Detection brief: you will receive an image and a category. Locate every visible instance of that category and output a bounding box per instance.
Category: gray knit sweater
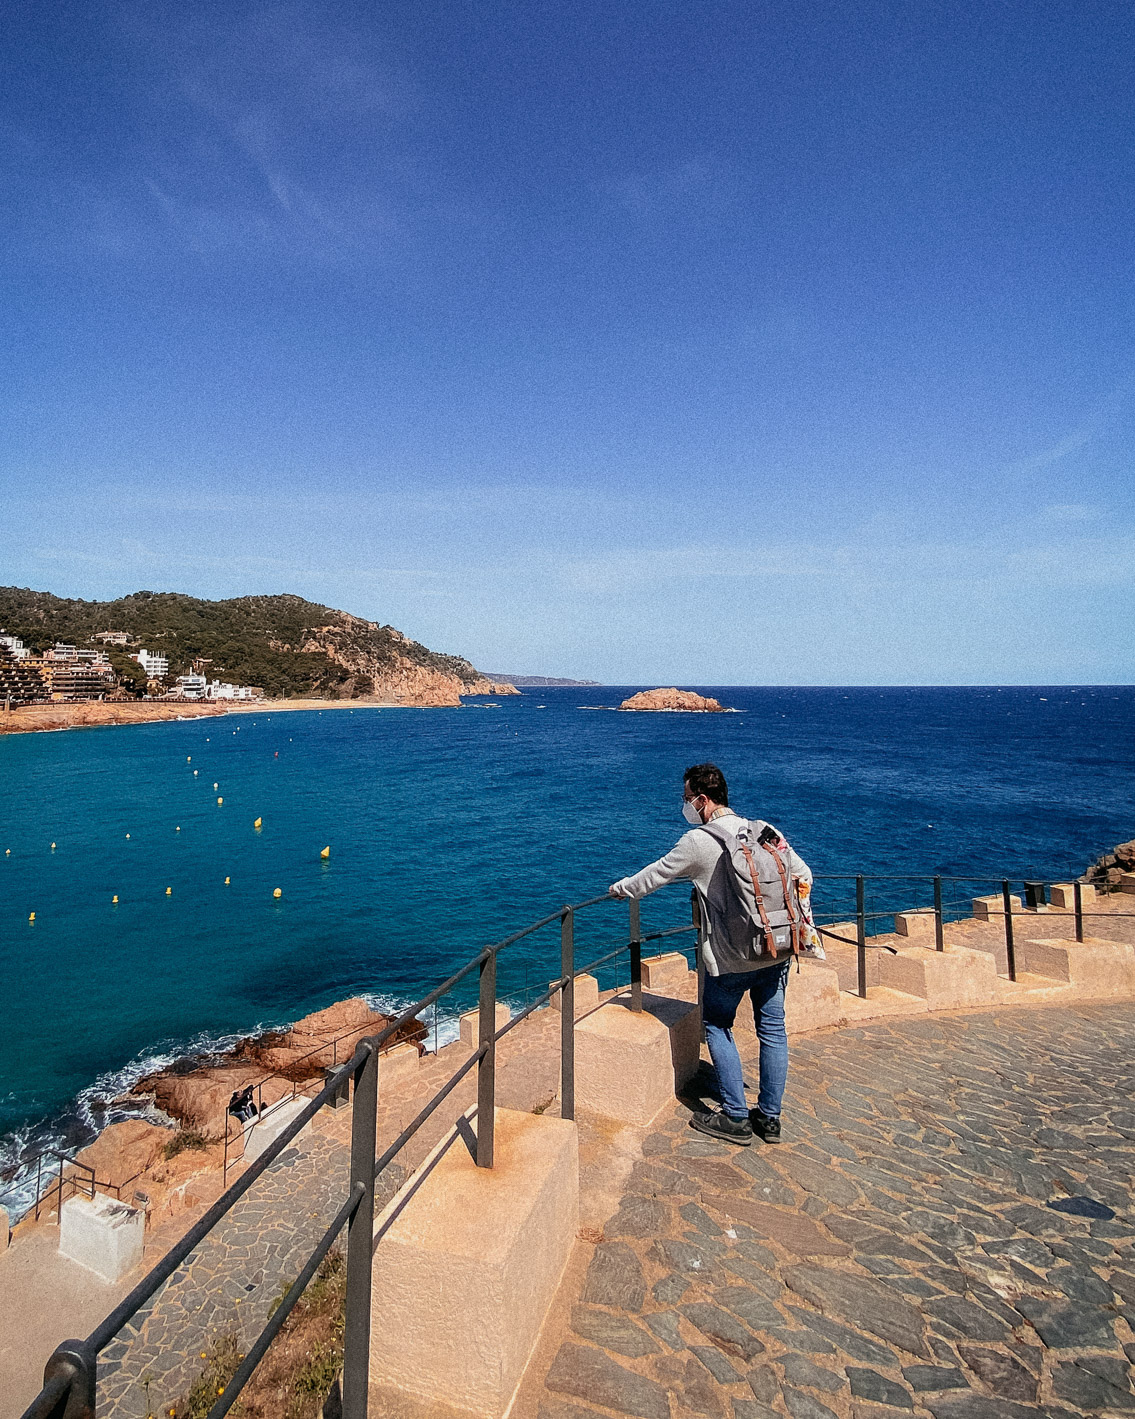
[609,809,812,976]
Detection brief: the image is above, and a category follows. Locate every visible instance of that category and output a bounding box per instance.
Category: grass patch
[173,1334,242,1419]
[173,1250,347,1419]
[162,1130,209,1161]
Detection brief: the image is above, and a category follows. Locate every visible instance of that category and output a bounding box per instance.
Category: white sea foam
[0,991,455,1221]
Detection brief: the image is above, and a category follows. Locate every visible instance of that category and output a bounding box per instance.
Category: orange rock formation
[618,688,729,712]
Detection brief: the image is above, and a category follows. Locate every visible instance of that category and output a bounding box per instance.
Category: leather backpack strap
[762,839,801,958]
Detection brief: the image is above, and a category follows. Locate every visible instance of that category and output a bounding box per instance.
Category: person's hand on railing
[608,878,633,898]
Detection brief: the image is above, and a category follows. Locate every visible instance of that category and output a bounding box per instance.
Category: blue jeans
[702,962,790,1120]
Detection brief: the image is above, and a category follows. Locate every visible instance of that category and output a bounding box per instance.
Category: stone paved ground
[536,1003,1135,1419]
[89,1003,568,1419]
[97,1128,353,1418]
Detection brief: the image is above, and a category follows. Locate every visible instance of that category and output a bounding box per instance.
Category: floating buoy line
[12,745,333,921]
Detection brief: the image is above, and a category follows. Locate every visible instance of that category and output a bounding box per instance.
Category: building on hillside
[45,643,111,665]
[31,644,116,701]
[92,631,134,646]
[0,644,47,707]
[206,681,259,701]
[174,674,208,700]
[133,648,169,679]
[0,634,30,660]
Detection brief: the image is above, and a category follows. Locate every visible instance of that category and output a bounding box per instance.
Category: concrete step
[838,987,929,1022]
[876,943,1000,1011]
[1014,936,1135,996]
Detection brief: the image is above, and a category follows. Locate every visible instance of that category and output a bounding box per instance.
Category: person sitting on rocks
[227,1086,259,1125]
[608,761,812,1146]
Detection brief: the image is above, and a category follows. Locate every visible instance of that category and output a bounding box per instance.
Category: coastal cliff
[0,587,516,705]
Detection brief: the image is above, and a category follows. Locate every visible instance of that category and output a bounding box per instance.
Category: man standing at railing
[608,762,812,1146]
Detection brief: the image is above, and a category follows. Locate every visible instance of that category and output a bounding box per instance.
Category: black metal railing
[18,887,701,1419]
[17,868,1135,1419]
[810,873,1135,998]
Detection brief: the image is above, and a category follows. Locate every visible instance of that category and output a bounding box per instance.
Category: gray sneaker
[690,1109,753,1146]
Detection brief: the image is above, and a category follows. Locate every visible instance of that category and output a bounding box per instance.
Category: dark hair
[684,762,728,805]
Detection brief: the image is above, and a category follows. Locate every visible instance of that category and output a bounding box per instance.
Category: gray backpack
[698,818,808,967]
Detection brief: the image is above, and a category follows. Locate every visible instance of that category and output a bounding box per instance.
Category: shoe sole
[689,1115,752,1147]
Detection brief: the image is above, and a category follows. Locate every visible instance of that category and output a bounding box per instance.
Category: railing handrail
[18,868,1133,1419]
[18,886,652,1419]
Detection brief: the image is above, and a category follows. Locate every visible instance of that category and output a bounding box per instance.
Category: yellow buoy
[187,756,191,762]
[273,887,282,899]
[28,911,35,922]
[224,876,230,885]
[166,886,172,896]
[213,783,219,790]
[176,826,181,832]
[5,848,9,856]
[50,842,56,851]
[126,833,131,839]
[112,895,119,904]
[254,817,262,829]
[217,797,223,806]
[320,846,330,859]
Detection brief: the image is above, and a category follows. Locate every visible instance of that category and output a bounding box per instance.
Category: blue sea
[2,685,1134,1203]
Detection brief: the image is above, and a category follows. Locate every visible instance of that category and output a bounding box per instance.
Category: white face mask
[682,799,703,825]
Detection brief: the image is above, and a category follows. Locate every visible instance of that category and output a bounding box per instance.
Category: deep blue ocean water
[2,685,1134,1197]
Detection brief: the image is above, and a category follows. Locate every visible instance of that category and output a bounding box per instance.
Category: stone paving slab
[534,1003,1135,1419]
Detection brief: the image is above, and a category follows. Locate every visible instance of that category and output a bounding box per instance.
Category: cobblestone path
[538,1003,1135,1419]
[93,1003,565,1418]
[97,1127,356,1418]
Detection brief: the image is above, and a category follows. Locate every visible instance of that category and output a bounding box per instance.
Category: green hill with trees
[0,588,495,701]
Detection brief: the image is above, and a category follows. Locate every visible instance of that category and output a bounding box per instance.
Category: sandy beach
[0,697,478,736]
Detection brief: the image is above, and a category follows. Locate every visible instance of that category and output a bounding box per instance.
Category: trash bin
[1023,881,1047,910]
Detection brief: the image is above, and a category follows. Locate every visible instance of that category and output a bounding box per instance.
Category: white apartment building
[174,674,209,699]
[0,634,29,660]
[207,681,257,701]
[133,648,169,679]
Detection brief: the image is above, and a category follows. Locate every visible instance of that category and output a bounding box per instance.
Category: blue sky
[2,0,1133,684]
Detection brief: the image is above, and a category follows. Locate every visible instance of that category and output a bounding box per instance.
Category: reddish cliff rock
[618,688,730,712]
[132,998,426,1139]
[72,1120,170,1190]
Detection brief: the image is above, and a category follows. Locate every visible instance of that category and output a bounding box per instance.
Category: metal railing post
[42,1340,96,1419]
[560,908,575,1122]
[341,1041,378,1419]
[856,875,867,999]
[1074,880,1084,943]
[629,898,642,1012]
[933,875,944,952]
[1002,879,1016,981]
[476,951,497,1168]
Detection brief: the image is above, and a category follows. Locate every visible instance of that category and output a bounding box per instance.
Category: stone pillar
[973,894,1021,921]
[59,1194,145,1282]
[1050,883,1096,909]
[378,1042,421,1086]
[640,952,692,992]
[1016,937,1135,996]
[369,1108,578,1419]
[574,994,700,1126]
[548,973,600,1015]
[877,944,1000,1010]
[459,1003,510,1048]
[243,1096,311,1164]
[894,911,935,939]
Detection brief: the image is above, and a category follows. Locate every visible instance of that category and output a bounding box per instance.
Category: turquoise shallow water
[2,685,1134,1195]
